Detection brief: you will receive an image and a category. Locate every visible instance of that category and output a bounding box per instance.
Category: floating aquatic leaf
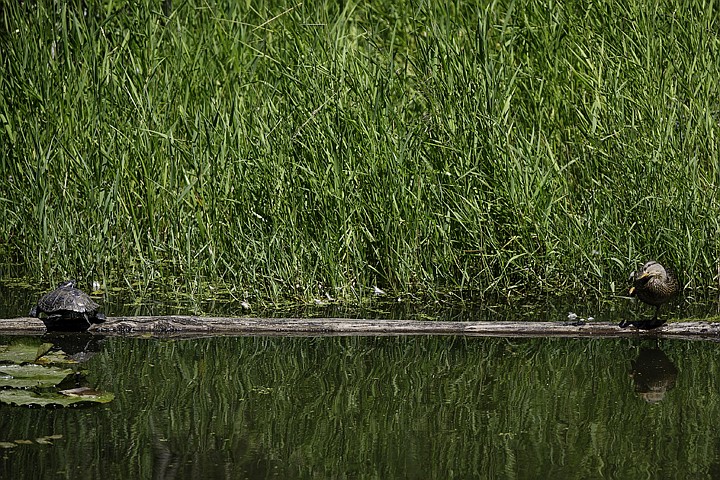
[36,343,54,359]
[0,388,114,407]
[34,349,78,366]
[0,341,51,364]
[0,364,73,389]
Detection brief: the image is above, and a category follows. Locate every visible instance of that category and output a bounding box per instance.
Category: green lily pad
[0,364,73,389]
[0,341,52,364]
[0,388,114,407]
[34,349,79,366]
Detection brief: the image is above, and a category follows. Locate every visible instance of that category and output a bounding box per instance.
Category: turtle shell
[30,280,105,323]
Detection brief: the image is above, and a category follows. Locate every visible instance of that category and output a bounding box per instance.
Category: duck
[619,260,680,329]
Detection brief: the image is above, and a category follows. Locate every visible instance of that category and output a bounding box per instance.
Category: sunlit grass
[1,0,719,304]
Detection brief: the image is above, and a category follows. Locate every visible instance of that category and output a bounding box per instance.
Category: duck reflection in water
[630,347,678,403]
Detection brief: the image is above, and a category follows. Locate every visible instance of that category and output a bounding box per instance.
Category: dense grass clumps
[1,0,719,304]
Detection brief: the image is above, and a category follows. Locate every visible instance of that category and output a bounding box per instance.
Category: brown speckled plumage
[620,261,680,329]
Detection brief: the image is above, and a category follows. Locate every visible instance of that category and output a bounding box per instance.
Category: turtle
[619,260,680,329]
[29,280,106,326]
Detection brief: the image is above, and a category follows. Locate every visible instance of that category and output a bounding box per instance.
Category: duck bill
[629,271,651,296]
[635,272,651,281]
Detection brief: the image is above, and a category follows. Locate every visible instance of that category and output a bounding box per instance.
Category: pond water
[2,334,719,479]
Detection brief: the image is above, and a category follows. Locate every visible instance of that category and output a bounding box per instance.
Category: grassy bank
[1,0,719,304]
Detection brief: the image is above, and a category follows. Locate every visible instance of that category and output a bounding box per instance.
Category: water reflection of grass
[4,336,719,478]
[1,2,718,304]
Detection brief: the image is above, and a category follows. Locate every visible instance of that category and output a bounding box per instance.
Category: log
[0,316,719,340]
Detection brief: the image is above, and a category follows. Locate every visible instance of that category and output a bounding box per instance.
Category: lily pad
[0,388,114,407]
[34,349,79,366]
[0,341,52,364]
[0,364,73,389]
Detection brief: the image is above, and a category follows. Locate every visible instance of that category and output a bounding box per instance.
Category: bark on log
[0,316,719,340]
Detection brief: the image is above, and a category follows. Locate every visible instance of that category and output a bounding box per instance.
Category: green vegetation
[1,335,719,477]
[1,0,719,304]
[0,337,114,406]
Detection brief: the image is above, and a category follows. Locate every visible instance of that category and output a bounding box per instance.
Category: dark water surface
[2,334,719,479]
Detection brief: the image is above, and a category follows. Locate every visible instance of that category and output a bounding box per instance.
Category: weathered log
[0,316,719,340]
[0,317,47,334]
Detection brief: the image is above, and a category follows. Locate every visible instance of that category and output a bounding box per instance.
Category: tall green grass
[1,0,719,304]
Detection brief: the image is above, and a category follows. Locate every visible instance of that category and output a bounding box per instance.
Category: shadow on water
[40,332,106,363]
[1,334,720,478]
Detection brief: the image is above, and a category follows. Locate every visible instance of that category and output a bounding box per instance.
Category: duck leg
[633,306,666,330]
[619,306,666,330]
[639,306,667,329]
